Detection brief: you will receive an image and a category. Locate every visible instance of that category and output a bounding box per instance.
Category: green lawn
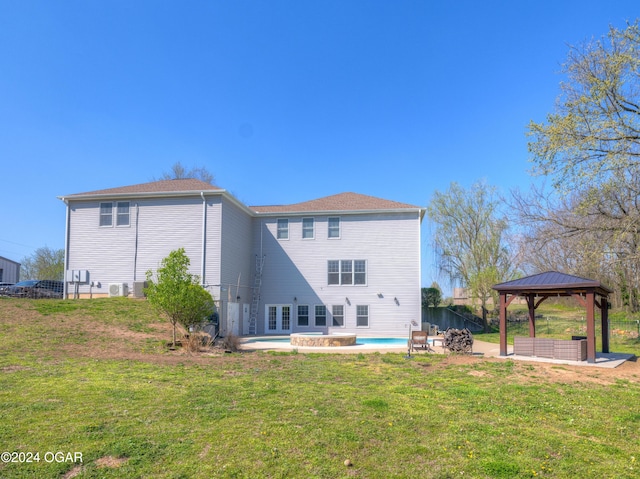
[0,298,639,478]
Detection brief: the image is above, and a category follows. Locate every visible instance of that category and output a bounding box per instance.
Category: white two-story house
[59,179,424,337]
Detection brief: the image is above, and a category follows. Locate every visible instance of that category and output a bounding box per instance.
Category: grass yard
[0,298,639,478]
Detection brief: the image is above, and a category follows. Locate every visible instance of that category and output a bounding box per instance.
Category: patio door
[265,305,291,334]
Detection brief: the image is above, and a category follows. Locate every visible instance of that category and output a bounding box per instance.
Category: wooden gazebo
[493,271,613,363]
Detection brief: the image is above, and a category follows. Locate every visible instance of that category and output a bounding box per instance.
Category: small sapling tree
[145,248,215,347]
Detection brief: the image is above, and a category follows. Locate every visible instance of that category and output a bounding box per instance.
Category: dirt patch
[95,455,129,468]
[62,465,83,479]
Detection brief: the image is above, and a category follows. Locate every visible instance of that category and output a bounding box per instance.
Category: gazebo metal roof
[493,271,613,296]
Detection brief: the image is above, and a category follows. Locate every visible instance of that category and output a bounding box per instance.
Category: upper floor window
[328,260,367,285]
[302,218,314,239]
[116,202,130,226]
[100,203,113,227]
[277,219,289,239]
[100,202,130,227]
[328,217,340,238]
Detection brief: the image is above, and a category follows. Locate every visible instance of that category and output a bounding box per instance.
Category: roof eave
[58,189,227,202]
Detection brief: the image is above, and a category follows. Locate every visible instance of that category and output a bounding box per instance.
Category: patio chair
[409,330,432,352]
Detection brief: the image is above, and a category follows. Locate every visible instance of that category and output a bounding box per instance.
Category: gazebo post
[499,292,507,356]
[527,293,536,338]
[586,292,596,363]
[601,296,610,354]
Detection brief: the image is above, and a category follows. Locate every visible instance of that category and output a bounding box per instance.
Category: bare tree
[157,162,215,185]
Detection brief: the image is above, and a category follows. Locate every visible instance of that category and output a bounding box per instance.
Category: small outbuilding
[493,271,613,364]
[0,256,20,284]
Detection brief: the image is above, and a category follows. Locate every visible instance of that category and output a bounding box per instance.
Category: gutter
[201,192,207,286]
[62,198,70,299]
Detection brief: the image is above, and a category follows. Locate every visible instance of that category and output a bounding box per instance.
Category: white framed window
[328,217,340,238]
[302,217,314,239]
[298,305,309,327]
[356,305,369,328]
[116,202,130,227]
[277,219,289,239]
[100,202,113,227]
[328,260,340,285]
[100,202,130,227]
[315,305,327,327]
[328,260,367,286]
[332,305,344,327]
[354,260,366,285]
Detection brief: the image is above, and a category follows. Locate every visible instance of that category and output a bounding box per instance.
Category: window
[100,202,130,227]
[277,219,289,239]
[100,203,113,227]
[315,305,327,326]
[356,305,369,327]
[328,217,340,238]
[298,305,309,327]
[116,202,130,226]
[354,260,366,285]
[282,305,291,330]
[328,260,367,285]
[268,306,277,330]
[332,305,344,327]
[328,260,340,285]
[302,218,314,239]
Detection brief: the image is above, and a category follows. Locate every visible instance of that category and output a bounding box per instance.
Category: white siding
[67,197,206,296]
[252,212,421,336]
[218,197,252,304]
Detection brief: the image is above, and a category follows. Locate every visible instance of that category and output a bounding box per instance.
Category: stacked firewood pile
[443,328,474,354]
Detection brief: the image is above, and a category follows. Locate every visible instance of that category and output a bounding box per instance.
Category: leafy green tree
[524,20,640,311]
[20,246,64,280]
[528,21,640,192]
[427,181,517,330]
[421,286,442,308]
[145,248,215,346]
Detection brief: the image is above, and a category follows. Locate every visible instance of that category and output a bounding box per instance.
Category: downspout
[133,203,139,281]
[63,199,70,299]
[201,192,207,287]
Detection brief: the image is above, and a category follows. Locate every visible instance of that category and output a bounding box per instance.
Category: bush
[145,248,215,347]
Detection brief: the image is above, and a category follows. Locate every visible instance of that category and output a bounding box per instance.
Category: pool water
[246,336,434,347]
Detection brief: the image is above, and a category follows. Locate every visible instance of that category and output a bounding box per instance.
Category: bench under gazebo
[493,271,613,364]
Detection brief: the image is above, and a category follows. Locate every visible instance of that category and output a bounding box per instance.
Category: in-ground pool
[245,336,434,347]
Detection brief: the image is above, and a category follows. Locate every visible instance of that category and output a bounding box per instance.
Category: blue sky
[1,0,637,292]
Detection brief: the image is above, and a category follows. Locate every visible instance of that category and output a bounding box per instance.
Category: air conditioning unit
[109,283,129,297]
[132,281,147,298]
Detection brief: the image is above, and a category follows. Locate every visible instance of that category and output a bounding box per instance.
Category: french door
[265,305,291,334]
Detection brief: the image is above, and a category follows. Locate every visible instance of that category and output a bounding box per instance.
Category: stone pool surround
[289,333,357,347]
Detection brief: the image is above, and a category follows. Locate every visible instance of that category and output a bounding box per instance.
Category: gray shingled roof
[62,179,222,198]
[493,271,613,294]
[250,192,422,213]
